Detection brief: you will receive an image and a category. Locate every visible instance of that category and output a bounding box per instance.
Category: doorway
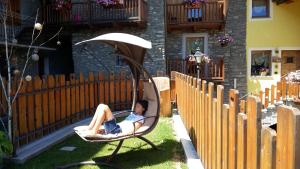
[281,50,300,76]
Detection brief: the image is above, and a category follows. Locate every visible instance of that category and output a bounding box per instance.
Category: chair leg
[106,139,124,162]
[137,136,159,150]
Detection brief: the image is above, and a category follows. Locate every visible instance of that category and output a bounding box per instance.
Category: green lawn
[9,118,187,169]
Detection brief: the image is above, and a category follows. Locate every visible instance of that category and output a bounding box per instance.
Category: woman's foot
[86,129,98,135]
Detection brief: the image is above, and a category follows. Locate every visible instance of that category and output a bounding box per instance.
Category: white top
[118,112,145,134]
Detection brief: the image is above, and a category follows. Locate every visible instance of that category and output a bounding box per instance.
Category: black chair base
[55,137,159,169]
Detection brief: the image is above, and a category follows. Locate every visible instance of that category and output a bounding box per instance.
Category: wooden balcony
[42,0,147,27]
[166,1,226,31]
[167,57,224,82]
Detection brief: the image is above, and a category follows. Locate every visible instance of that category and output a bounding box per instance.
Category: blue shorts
[104,119,122,134]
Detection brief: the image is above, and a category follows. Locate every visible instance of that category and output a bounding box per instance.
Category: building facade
[1,0,248,96]
[247,0,300,93]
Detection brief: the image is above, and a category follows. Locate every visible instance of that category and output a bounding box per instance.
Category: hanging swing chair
[56,33,160,169]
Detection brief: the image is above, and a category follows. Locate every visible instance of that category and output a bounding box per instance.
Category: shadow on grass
[9,137,184,169]
[101,139,182,169]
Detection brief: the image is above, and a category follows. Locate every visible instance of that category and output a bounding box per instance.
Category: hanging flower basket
[96,0,124,8]
[183,0,207,8]
[52,0,72,11]
[217,34,234,47]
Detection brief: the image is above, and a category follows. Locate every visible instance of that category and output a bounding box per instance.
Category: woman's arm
[134,122,143,131]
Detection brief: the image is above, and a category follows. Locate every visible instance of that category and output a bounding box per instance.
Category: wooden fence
[254,80,300,109]
[174,71,300,169]
[0,71,142,149]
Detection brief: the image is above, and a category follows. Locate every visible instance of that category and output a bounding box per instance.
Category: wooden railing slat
[246,96,262,169]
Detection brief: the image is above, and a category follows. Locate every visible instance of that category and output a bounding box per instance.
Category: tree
[0,0,62,146]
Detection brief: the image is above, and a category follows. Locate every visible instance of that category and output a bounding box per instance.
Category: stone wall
[222,0,247,98]
[165,0,247,98]
[72,0,166,77]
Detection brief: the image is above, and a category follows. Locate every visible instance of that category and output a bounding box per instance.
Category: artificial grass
[9,118,188,169]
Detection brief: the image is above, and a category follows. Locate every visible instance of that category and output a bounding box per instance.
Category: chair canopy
[75,33,152,81]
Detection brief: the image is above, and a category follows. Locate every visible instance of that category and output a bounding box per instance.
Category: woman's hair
[136,100,148,115]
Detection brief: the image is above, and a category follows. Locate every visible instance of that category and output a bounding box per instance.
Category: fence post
[88,72,95,114]
[271,85,275,105]
[246,96,262,169]
[222,104,229,169]
[237,113,247,169]
[201,80,207,160]
[79,73,85,119]
[216,85,224,169]
[41,76,49,134]
[197,79,202,157]
[276,81,282,102]
[59,75,66,125]
[228,89,239,169]
[207,82,214,169]
[276,106,300,169]
[54,75,61,128]
[211,98,217,169]
[18,79,27,144]
[27,79,34,141]
[70,74,76,122]
[265,88,269,108]
[33,76,42,138]
[48,75,55,131]
[192,77,197,147]
[261,127,276,169]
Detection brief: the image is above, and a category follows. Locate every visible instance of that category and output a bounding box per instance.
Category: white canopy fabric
[75,33,152,49]
[75,33,152,68]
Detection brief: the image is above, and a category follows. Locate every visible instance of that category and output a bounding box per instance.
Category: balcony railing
[167,57,224,82]
[0,9,35,42]
[43,0,147,26]
[166,1,225,31]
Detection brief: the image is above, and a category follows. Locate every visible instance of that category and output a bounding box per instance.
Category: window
[286,57,294,64]
[184,36,205,58]
[251,50,272,76]
[252,0,270,18]
[116,55,126,66]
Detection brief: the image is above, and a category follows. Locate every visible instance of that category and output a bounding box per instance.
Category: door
[281,50,300,76]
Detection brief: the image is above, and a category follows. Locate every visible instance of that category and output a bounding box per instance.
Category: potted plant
[217,34,234,47]
[52,0,72,11]
[96,0,124,8]
[0,131,13,169]
[259,67,269,76]
[183,0,207,7]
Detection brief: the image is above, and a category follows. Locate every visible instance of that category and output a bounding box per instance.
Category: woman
[86,100,148,135]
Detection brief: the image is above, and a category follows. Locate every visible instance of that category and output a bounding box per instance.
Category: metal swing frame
[56,33,161,169]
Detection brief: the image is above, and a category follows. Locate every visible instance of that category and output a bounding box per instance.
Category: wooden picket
[174,71,300,169]
[261,128,276,169]
[237,113,247,169]
[0,71,138,149]
[276,106,300,169]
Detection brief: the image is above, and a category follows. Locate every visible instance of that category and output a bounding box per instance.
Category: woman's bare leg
[89,104,114,134]
[88,105,103,130]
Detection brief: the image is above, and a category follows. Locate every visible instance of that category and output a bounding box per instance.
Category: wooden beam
[0,41,56,51]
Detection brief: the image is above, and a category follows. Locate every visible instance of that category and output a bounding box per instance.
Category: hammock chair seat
[74,82,158,142]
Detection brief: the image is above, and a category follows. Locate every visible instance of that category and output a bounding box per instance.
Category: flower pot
[260,72,267,76]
